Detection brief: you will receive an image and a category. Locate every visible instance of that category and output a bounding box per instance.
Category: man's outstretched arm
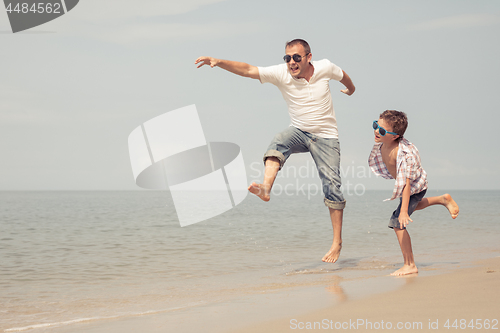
[340,70,355,96]
[195,56,260,80]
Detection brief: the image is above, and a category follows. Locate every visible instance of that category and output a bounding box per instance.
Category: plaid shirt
[368,138,428,201]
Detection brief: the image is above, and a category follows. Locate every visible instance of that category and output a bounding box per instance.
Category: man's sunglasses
[373,120,398,136]
[283,53,309,63]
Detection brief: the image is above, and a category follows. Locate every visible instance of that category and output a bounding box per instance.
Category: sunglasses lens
[292,54,302,62]
[373,121,386,136]
[283,55,291,62]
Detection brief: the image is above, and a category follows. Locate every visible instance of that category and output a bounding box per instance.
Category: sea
[1,190,499,332]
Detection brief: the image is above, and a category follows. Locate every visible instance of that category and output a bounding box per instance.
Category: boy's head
[377,110,408,142]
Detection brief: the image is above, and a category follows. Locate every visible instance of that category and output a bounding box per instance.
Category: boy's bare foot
[322,242,342,263]
[248,182,270,202]
[443,193,459,219]
[390,264,418,276]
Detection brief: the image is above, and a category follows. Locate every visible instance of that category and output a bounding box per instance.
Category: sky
[1,0,499,191]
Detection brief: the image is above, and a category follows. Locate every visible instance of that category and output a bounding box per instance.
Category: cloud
[59,19,266,45]
[69,0,228,20]
[409,13,500,31]
[0,88,45,123]
[95,21,265,45]
[52,0,264,45]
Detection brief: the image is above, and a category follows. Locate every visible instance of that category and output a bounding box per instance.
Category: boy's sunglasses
[373,120,398,136]
[283,53,309,63]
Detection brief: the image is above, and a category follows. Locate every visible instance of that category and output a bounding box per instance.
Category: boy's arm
[195,56,260,79]
[398,178,413,229]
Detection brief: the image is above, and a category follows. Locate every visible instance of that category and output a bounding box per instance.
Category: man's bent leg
[249,127,309,202]
[322,208,343,263]
[248,157,280,202]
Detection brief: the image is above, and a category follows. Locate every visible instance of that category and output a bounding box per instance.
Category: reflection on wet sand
[325,275,347,302]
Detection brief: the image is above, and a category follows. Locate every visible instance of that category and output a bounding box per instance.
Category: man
[195,39,355,263]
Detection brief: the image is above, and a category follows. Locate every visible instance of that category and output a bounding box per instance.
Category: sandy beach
[232,257,500,333]
[37,256,499,333]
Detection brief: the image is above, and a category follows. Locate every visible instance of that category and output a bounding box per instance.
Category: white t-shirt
[258,59,343,138]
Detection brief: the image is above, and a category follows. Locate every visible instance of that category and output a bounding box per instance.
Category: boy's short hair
[379,110,408,141]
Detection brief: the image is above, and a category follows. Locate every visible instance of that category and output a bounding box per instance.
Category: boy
[368,110,459,276]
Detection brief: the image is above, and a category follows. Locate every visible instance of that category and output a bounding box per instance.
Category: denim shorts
[263,126,346,210]
[389,189,427,229]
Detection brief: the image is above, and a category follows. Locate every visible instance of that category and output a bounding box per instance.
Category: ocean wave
[4,302,206,332]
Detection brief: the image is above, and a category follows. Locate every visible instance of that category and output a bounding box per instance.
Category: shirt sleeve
[327,60,344,81]
[368,145,380,174]
[258,64,286,85]
[404,154,418,181]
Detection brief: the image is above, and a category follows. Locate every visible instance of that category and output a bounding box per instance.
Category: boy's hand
[398,179,413,229]
[398,212,413,229]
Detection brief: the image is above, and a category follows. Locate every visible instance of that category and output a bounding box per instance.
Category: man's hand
[341,88,354,96]
[195,56,219,68]
[194,57,259,79]
[398,212,413,229]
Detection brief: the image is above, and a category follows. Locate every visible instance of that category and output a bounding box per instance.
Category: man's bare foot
[442,193,459,219]
[390,264,418,276]
[248,182,270,202]
[322,242,342,263]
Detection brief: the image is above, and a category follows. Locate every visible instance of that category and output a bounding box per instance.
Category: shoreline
[28,256,500,333]
[232,256,500,333]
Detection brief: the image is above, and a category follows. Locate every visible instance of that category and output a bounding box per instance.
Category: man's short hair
[379,110,408,141]
[285,39,311,54]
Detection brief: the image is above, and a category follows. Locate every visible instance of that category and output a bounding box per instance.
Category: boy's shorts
[262,126,345,210]
[389,189,427,229]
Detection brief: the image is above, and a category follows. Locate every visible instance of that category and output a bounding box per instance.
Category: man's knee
[263,150,285,170]
[324,198,346,210]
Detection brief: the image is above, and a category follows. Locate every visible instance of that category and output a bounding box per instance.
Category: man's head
[284,39,312,79]
[375,110,408,143]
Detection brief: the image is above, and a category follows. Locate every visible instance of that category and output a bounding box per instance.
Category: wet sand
[44,257,500,333]
[232,257,500,333]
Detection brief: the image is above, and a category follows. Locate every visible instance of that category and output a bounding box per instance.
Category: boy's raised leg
[322,208,343,263]
[392,228,418,276]
[248,157,280,202]
[415,193,459,219]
